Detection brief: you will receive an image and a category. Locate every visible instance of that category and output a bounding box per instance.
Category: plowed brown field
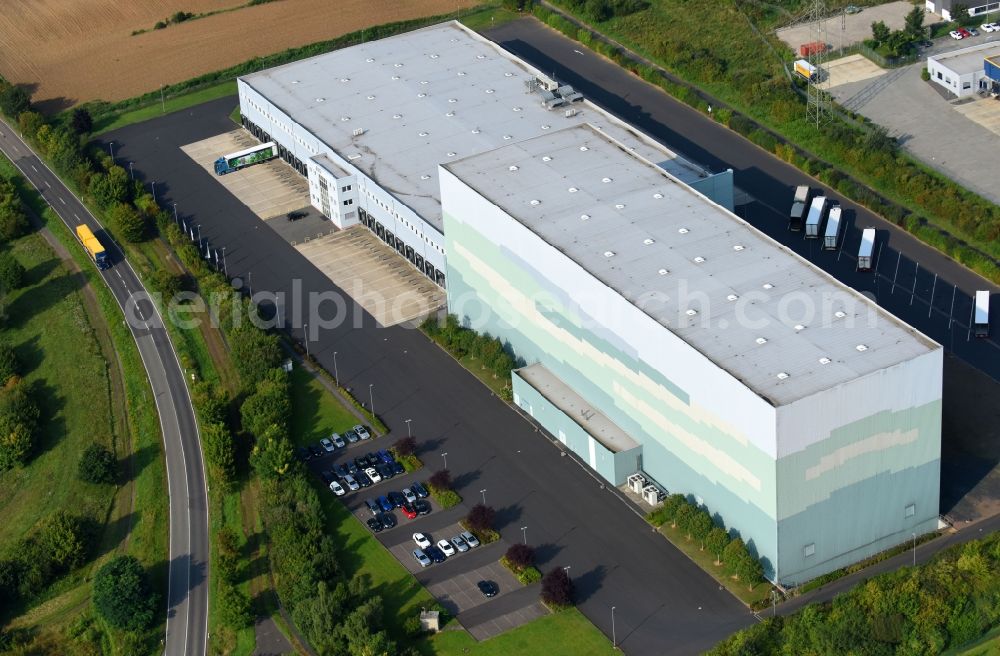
[0,0,478,112]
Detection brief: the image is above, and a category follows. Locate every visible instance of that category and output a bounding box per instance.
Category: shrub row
[647,494,764,591]
[422,314,515,400]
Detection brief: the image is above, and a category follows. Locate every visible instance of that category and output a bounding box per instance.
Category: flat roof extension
[931,42,1000,76]
[240,21,707,232]
[445,124,937,406]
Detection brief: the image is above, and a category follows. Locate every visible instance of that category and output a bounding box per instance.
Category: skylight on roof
[653,193,663,199]
[835,310,847,319]
[394,63,403,68]
[542,156,552,162]
[727,294,738,301]
[512,106,522,112]
[568,187,578,193]
[678,227,689,234]
[446,112,455,117]
[686,309,698,316]
[733,245,745,251]
[448,98,457,103]
[417,93,426,98]
[509,165,519,171]
[458,71,467,76]
[340,77,350,82]
[486,89,495,94]
[315,98,325,102]
[421,175,430,180]
[366,95,375,100]
[777,372,789,380]
[615,204,625,209]
[393,114,402,119]
[430,54,439,59]
[447,152,457,157]
[505,72,513,77]
[819,357,831,365]
[541,125,550,130]
[604,251,616,258]
[762,283,774,290]
[602,177,613,183]
[529,199,541,206]
[693,256,705,263]
[291,79,300,84]
[503,135,512,140]
[794,324,805,331]
[856,344,869,352]
[643,238,655,245]
[756,337,768,345]
[418,131,428,137]
[658,268,669,275]
[365,58,374,63]
[580,146,589,151]
[580,214,590,221]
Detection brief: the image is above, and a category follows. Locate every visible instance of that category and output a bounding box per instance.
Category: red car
[401,503,418,519]
[958,28,972,38]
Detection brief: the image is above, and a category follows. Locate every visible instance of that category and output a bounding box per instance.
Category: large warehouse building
[236,21,733,288]
[440,124,942,585]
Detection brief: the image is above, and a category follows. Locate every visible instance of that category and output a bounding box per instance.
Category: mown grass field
[0,152,167,653]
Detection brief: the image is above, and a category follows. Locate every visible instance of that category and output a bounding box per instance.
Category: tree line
[422,314,517,400]
[712,531,1000,655]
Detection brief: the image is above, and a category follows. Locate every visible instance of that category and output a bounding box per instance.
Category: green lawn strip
[0,153,168,650]
[417,608,617,655]
[207,489,256,656]
[458,3,521,31]
[655,524,769,607]
[947,624,1000,656]
[93,81,238,135]
[229,104,242,125]
[288,364,360,446]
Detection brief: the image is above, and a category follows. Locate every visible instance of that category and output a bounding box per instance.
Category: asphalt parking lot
[304,432,548,639]
[775,1,916,54]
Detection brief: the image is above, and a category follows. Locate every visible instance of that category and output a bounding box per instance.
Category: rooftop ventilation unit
[352,127,365,137]
[627,473,647,494]
[564,107,578,118]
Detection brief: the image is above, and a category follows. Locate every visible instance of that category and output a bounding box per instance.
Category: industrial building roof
[930,42,1000,76]
[445,124,937,406]
[239,21,708,232]
[517,363,640,453]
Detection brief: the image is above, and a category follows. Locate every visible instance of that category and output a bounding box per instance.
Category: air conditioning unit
[564,108,578,118]
[627,473,646,494]
[352,127,366,137]
[642,484,663,506]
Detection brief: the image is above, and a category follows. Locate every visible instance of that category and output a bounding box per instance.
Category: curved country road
[0,119,209,656]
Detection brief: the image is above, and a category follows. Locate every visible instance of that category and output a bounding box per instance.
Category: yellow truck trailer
[76,224,108,270]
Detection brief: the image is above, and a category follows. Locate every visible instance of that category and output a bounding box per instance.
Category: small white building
[927,42,1000,98]
[925,0,999,21]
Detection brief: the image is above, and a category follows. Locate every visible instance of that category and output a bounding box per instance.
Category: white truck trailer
[857,228,876,271]
[974,290,990,338]
[823,205,842,250]
[805,196,828,238]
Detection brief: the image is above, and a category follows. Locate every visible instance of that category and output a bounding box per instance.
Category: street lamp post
[441,452,448,470]
[405,419,412,438]
[172,202,178,224]
[161,86,166,113]
[333,351,339,385]
[109,141,115,163]
[129,161,134,180]
[520,526,527,545]
[480,488,487,505]
[196,224,202,250]
[248,271,253,297]
[221,247,227,278]
[304,323,310,358]
[612,606,617,649]
[151,181,156,202]
[563,566,571,578]
[369,384,375,416]
[912,533,917,567]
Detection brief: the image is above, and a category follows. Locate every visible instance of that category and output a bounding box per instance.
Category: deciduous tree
[92,555,157,630]
[78,443,117,484]
[541,566,574,608]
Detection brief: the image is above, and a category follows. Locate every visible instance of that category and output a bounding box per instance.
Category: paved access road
[105,98,753,655]
[487,19,1000,381]
[0,120,209,656]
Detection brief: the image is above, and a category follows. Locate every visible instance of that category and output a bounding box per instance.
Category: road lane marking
[74,214,81,221]
[116,270,123,279]
[59,197,65,205]
[45,180,50,188]
[31,164,37,172]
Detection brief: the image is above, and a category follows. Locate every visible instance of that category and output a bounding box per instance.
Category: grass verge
[93,81,238,135]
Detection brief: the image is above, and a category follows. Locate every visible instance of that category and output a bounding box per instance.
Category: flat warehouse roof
[239,21,708,232]
[445,124,937,405]
[517,363,640,453]
[931,42,1000,76]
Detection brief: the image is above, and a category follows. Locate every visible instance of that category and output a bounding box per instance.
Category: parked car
[354,456,368,471]
[402,488,417,504]
[388,491,406,508]
[334,463,349,478]
[365,467,382,483]
[967,27,979,36]
[376,462,395,480]
[982,22,1000,32]
[342,474,359,491]
[378,449,393,464]
[309,444,324,459]
[424,545,446,563]
[413,500,431,515]
[377,495,393,513]
[345,430,360,444]
[950,29,964,39]
[460,531,480,548]
[437,539,456,557]
[345,460,359,475]
[329,480,345,496]
[401,503,418,519]
[295,446,311,462]
[365,452,382,467]
[320,470,336,484]
[411,482,429,499]
[413,532,432,549]
[844,4,860,13]
[365,498,380,516]
[412,549,431,568]
[377,512,397,529]
[959,27,972,38]
[451,535,469,553]
[331,433,346,448]
[354,425,371,440]
[477,580,498,598]
[366,516,384,533]
[320,437,335,453]
[390,460,405,476]
[355,470,372,488]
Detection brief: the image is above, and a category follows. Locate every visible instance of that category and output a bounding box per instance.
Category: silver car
[412,548,431,568]
[451,535,469,553]
[460,530,480,548]
[354,424,371,440]
[331,433,346,448]
[342,474,359,491]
